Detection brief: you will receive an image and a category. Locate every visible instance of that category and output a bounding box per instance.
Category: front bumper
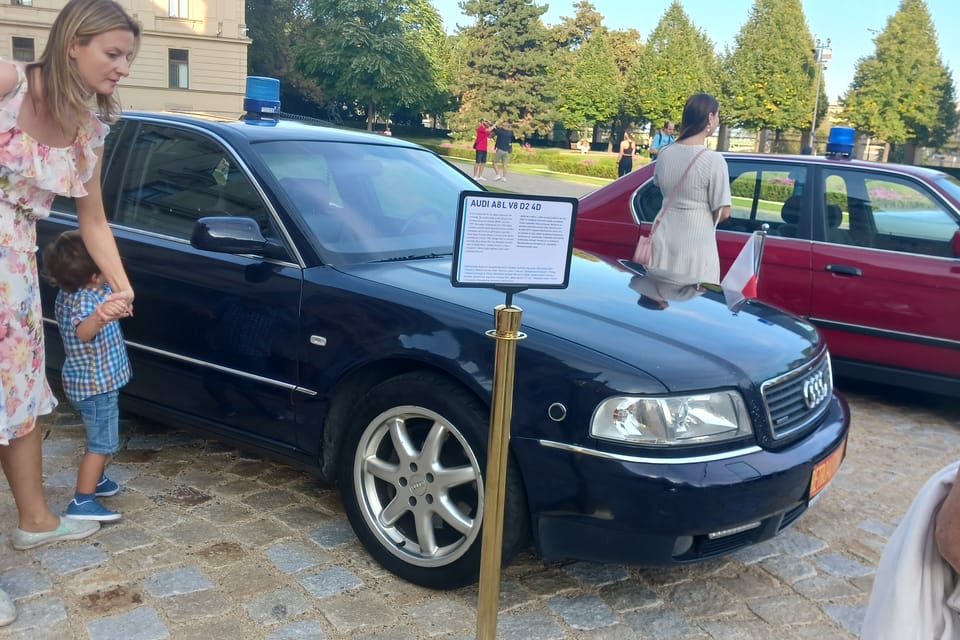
[512,393,849,565]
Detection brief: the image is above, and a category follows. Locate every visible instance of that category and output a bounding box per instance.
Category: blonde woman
[616,130,636,177]
[0,0,139,624]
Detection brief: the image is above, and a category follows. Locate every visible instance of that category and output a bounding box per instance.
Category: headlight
[591,391,752,446]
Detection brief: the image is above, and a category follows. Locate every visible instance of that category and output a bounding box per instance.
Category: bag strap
[650,147,708,234]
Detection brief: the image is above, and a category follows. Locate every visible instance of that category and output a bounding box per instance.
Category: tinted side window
[822,169,959,257]
[719,162,808,237]
[114,124,272,241]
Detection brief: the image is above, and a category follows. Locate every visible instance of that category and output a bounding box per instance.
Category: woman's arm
[0,60,20,98]
[715,205,731,223]
[935,465,960,573]
[75,148,134,310]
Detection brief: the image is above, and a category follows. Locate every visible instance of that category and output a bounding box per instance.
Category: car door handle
[825,264,862,277]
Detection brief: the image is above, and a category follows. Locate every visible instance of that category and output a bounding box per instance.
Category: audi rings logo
[802,370,829,409]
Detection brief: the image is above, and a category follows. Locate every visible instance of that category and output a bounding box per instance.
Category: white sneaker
[493,175,502,182]
[476,176,486,181]
[500,177,507,182]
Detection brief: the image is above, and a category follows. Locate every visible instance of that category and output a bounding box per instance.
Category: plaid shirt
[54,283,131,403]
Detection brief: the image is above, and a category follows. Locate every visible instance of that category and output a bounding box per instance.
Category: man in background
[650,121,676,161]
[472,118,494,180]
[492,121,514,182]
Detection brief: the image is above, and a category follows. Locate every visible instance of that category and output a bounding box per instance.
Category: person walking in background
[492,121,514,182]
[472,117,494,180]
[616,130,636,177]
[649,120,676,161]
[42,231,131,523]
[0,0,139,626]
[646,94,730,284]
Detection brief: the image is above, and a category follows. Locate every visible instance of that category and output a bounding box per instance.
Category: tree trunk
[366,99,375,131]
[716,123,730,152]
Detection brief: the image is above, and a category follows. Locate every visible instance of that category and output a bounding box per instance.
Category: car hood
[337,252,823,391]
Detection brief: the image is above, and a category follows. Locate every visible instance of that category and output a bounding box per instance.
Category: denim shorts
[73,390,120,455]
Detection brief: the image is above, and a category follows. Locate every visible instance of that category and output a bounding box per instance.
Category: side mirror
[191,216,267,254]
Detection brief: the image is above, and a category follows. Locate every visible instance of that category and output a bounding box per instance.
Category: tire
[338,371,528,589]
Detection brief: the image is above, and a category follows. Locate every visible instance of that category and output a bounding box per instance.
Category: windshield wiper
[373,252,451,263]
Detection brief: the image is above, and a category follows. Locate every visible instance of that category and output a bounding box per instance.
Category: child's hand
[97,299,129,322]
[106,289,135,317]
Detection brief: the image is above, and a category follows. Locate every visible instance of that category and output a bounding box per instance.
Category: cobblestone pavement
[0,380,956,640]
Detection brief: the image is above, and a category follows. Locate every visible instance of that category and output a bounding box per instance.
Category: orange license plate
[810,438,846,498]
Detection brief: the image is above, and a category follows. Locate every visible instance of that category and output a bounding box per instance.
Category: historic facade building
[0,0,249,117]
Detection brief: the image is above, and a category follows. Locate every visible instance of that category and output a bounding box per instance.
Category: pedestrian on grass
[42,230,131,524]
[492,121,514,182]
[472,117,494,180]
[0,0,138,625]
[616,130,636,177]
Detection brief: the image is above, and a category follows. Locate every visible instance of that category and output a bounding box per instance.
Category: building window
[168,0,187,18]
[12,37,34,62]
[168,49,189,89]
[11,0,34,6]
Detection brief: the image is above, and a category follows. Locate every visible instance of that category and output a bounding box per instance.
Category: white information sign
[451,191,578,290]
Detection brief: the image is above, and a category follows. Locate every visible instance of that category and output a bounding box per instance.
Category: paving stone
[41,439,83,457]
[319,591,397,632]
[574,624,638,640]
[175,470,229,490]
[697,620,771,640]
[76,583,147,617]
[266,541,332,574]
[822,603,866,637]
[458,576,535,613]
[160,588,232,623]
[351,629,416,640]
[715,568,780,599]
[495,610,566,640]
[244,587,312,625]
[213,561,286,600]
[403,597,475,635]
[274,506,332,530]
[159,520,224,548]
[562,562,631,587]
[268,620,327,639]
[665,580,740,617]
[758,554,818,584]
[229,517,294,547]
[545,593,619,630]
[518,568,580,596]
[308,519,357,549]
[622,608,708,640]
[188,541,248,568]
[793,575,863,601]
[747,594,823,625]
[143,565,212,597]
[35,544,108,575]
[0,568,52,600]
[0,597,67,634]
[210,478,264,498]
[193,500,256,525]
[857,519,896,539]
[87,606,169,640]
[242,489,301,512]
[94,526,158,554]
[597,580,663,612]
[297,566,363,598]
[815,552,875,578]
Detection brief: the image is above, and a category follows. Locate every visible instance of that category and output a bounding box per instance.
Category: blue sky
[432,0,960,102]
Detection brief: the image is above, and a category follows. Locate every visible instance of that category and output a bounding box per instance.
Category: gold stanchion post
[476,303,525,640]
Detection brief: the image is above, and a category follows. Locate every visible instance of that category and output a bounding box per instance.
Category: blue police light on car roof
[825,126,855,158]
[243,76,280,125]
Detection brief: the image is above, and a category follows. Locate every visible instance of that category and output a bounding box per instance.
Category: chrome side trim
[809,317,960,350]
[537,439,762,464]
[41,318,317,397]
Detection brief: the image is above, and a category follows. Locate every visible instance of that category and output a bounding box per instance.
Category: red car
[575,151,960,396]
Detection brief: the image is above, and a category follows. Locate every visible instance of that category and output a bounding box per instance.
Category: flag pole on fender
[720,224,768,311]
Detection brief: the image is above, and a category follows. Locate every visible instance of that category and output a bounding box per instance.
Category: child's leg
[76,452,109,495]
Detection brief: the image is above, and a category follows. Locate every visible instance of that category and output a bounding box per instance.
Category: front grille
[762,353,832,440]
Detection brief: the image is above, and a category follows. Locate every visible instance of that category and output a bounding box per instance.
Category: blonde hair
[27,0,140,128]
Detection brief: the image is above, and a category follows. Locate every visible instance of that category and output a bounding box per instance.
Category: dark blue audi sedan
[37,108,849,589]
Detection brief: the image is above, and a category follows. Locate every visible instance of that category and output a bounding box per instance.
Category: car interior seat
[847,197,877,248]
[825,204,853,245]
[778,196,802,238]
[279,177,339,243]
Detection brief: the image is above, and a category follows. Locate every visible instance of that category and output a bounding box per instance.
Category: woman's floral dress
[0,63,107,444]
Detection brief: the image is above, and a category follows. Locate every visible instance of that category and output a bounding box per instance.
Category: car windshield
[252,140,475,265]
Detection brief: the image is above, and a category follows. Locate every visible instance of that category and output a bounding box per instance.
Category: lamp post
[811,37,832,150]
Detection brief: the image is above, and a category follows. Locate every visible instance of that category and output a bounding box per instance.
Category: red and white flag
[720,231,762,309]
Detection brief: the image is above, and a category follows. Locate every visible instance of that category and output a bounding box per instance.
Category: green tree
[296,0,435,130]
[246,0,325,116]
[549,0,603,51]
[724,0,819,143]
[451,0,554,140]
[842,0,958,161]
[401,0,455,126]
[554,29,621,140]
[624,1,719,129]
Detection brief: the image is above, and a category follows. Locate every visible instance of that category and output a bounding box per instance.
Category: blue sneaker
[95,475,120,497]
[64,498,122,522]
